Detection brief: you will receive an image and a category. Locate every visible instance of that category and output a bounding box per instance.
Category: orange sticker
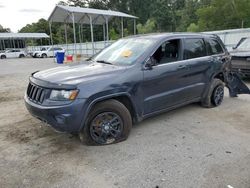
[121,50,132,57]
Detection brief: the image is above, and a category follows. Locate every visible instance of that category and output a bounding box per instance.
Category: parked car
[31,47,49,58]
[230,37,250,77]
[25,33,250,145]
[0,49,26,59]
[34,47,64,58]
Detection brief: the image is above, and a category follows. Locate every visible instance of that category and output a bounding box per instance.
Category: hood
[230,50,250,57]
[33,62,128,85]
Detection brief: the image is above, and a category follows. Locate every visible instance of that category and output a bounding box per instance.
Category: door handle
[177,65,187,70]
[219,57,226,62]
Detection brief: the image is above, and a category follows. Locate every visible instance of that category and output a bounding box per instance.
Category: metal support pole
[49,22,53,46]
[0,40,2,51]
[89,15,95,55]
[121,17,124,38]
[12,39,15,49]
[105,17,109,42]
[134,19,136,35]
[72,13,77,55]
[79,24,83,55]
[103,24,106,46]
[64,23,68,54]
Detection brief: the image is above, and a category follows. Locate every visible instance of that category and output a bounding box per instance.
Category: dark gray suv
[25,33,250,145]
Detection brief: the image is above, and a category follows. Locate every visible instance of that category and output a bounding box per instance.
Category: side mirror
[145,56,157,70]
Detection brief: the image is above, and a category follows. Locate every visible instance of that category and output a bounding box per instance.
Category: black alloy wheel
[90,112,123,145]
[80,99,132,145]
[212,85,224,106]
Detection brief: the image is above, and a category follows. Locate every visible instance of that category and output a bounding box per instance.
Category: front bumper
[24,95,86,133]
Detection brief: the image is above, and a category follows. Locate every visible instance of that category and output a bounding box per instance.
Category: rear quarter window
[206,38,224,55]
[184,38,206,60]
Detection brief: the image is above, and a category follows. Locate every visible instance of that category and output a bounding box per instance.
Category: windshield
[92,38,156,65]
[237,38,250,50]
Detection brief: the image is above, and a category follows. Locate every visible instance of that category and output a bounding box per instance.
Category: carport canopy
[48,5,138,25]
[0,33,49,39]
[0,33,49,51]
[48,5,138,55]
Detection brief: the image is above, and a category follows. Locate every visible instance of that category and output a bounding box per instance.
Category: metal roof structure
[48,5,138,55]
[0,33,49,39]
[204,28,250,51]
[204,28,250,35]
[48,5,138,25]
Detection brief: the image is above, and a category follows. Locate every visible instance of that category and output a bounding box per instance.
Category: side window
[206,38,224,55]
[152,39,181,64]
[184,38,206,60]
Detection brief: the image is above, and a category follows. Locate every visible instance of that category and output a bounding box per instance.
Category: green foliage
[196,0,250,31]
[137,19,156,34]
[187,23,200,32]
[109,28,119,40]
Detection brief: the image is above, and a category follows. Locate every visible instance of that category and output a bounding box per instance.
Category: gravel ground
[0,58,250,188]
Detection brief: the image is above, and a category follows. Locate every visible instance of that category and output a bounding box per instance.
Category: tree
[0,25,11,33]
[196,0,250,31]
[137,19,156,34]
[187,23,200,32]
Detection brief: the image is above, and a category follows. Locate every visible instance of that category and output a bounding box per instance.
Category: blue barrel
[56,52,65,64]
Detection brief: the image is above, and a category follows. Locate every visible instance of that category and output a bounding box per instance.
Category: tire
[19,54,25,58]
[41,53,47,58]
[201,78,225,108]
[1,55,6,59]
[80,99,132,145]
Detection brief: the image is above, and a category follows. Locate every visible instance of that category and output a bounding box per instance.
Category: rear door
[48,47,54,57]
[182,38,212,99]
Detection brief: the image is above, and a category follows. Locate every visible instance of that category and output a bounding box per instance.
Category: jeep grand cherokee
[25,33,250,145]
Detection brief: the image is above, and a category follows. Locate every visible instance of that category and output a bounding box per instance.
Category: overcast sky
[0,0,60,32]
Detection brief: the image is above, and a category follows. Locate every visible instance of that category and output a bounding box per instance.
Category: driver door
[142,39,192,115]
[6,50,16,58]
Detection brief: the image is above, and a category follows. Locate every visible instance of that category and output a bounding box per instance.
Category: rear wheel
[80,99,132,145]
[19,54,25,58]
[201,78,224,108]
[41,53,47,58]
[1,55,6,59]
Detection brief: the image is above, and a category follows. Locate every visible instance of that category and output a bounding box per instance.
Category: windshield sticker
[121,50,133,58]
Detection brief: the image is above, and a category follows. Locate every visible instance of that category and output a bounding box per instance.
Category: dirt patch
[0,90,25,102]
[3,118,57,143]
[202,155,250,188]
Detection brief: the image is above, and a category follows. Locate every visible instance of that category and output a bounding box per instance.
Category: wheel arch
[80,93,138,131]
[213,72,225,82]
[1,54,6,59]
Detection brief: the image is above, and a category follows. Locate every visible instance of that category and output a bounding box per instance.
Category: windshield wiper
[96,60,113,65]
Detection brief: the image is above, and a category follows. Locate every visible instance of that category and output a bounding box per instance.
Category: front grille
[27,83,45,104]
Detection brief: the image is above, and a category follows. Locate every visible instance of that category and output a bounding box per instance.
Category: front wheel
[201,79,224,108]
[80,100,132,145]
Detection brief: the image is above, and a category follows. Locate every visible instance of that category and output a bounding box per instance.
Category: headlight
[49,90,79,101]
